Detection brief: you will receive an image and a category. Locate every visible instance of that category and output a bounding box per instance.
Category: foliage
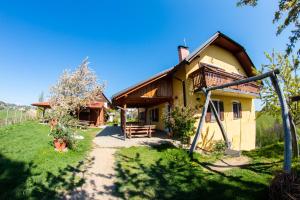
[38,91,44,102]
[114,142,300,200]
[197,127,215,151]
[0,121,100,199]
[163,106,197,144]
[49,58,105,125]
[237,0,300,55]
[212,140,226,153]
[260,51,300,126]
[256,112,284,147]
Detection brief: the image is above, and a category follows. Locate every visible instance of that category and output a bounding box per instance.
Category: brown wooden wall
[128,78,172,98]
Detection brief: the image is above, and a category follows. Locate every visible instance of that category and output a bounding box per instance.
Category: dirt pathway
[67,126,173,200]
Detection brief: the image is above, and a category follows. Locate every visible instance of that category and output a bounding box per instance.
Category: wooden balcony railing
[189,65,260,94]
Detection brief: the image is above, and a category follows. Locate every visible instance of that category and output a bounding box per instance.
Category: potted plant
[49,123,74,152]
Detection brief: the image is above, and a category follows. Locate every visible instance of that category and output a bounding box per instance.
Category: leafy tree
[260,50,300,155]
[38,91,44,102]
[163,106,197,145]
[49,58,105,125]
[237,0,300,55]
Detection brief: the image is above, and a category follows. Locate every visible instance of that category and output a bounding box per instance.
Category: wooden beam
[189,89,211,156]
[270,74,292,173]
[209,99,230,148]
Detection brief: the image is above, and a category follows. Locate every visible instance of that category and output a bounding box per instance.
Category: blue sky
[0,1,291,108]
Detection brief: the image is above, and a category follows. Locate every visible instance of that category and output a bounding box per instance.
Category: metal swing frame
[189,69,293,173]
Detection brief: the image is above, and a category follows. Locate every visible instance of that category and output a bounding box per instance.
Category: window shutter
[220,101,224,121]
[205,105,211,122]
[239,103,242,118]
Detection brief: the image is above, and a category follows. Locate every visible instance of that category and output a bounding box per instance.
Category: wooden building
[32,92,110,126]
[112,32,261,150]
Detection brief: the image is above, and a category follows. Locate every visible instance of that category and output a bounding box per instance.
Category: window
[205,100,224,122]
[150,108,159,122]
[233,102,242,119]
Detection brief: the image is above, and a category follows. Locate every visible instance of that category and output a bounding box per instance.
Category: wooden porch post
[189,88,211,156]
[121,104,127,140]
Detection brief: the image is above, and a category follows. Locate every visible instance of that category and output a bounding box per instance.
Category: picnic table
[125,124,156,138]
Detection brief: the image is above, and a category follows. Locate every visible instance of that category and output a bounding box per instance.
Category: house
[112,32,260,150]
[32,92,110,126]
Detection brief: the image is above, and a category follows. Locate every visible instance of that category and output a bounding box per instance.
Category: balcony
[189,64,260,95]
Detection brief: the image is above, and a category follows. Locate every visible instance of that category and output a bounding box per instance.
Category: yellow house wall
[183,45,256,150]
[186,45,247,78]
[197,95,256,151]
[146,103,168,131]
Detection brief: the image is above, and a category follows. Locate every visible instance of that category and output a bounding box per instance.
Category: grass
[0,121,100,199]
[114,142,300,200]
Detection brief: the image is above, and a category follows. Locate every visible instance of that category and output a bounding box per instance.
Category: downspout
[174,77,187,107]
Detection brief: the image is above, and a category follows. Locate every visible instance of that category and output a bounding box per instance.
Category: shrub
[198,127,214,151]
[163,106,197,145]
[213,140,226,153]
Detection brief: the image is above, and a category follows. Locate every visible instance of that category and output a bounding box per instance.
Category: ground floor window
[233,102,242,119]
[150,108,159,122]
[206,100,224,122]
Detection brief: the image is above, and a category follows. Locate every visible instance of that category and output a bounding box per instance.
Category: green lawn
[0,121,100,199]
[114,143,300,200]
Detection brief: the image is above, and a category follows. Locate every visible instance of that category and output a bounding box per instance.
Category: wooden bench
[125,125,156,138]
[77,120,91,129]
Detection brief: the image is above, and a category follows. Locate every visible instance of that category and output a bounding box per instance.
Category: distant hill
[0,101,32,110]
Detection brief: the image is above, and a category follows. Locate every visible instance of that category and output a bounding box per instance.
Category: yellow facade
[144,45,257,150]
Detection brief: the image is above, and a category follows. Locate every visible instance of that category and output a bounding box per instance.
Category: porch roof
[31,101,105,109]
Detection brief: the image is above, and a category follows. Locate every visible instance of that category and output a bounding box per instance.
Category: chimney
[177,45,189,62]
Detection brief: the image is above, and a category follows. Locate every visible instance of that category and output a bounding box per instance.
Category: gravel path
[67,126,173,200]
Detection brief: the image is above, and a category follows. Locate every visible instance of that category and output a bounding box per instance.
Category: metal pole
[209,100,230,148]
[270,74,292,173]
[189,89,211,156]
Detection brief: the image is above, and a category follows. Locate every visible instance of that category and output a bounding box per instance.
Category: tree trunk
[289,112,299,158]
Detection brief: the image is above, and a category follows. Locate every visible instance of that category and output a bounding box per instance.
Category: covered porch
[112,70,174,138]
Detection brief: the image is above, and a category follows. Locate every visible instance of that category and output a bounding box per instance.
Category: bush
[213,140,226,153]
[163,106,197,145]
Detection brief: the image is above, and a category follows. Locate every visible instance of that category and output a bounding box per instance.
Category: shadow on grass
[0,153,94,199]
[113,145,280,200]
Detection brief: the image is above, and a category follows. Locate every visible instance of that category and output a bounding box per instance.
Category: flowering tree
[49,58,105,125]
